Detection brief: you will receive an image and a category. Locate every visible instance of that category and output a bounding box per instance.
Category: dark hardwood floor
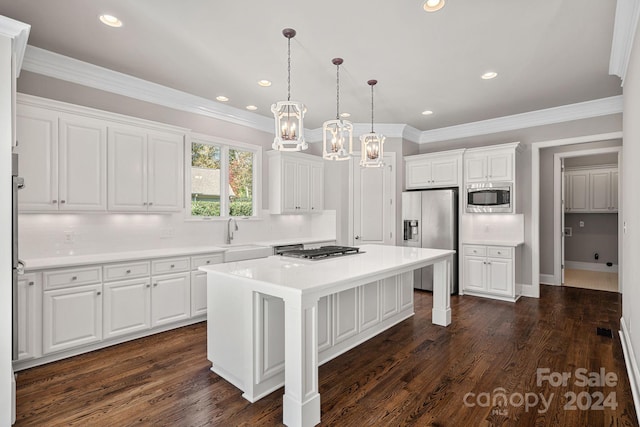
[15,286,638,426]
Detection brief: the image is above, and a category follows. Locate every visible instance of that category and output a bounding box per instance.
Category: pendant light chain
[370,84,374,133]
[336,62,340,120]
[287,36,291,102]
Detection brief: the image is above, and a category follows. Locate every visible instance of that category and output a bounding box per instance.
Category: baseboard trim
[619,316,640,426]
[540,274,557,285]
[565,261,618,273]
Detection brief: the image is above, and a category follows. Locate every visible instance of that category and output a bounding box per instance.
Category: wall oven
[466,182,512,213]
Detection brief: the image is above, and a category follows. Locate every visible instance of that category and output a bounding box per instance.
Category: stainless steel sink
[219,244,273,262]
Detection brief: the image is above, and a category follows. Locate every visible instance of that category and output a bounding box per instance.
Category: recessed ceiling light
[258,80,272,87]
[423,0,445,12]
[481,71,498,80]
[246,105,258,111]
[421,110,434,116]
[99,14,123,28]
[216,95,229,102]
[340,112,351,118]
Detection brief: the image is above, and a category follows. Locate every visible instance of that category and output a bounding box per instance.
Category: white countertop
[252,237,336,247]
[462,240,524,247]
[23,246,227,270]
[199,244,454,294]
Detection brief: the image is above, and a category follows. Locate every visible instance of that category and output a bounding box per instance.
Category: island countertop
[199,244,454,295]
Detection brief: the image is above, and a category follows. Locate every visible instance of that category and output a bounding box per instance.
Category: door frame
[347,152,396,247]
[530,131,623,299]
[552,146,622,289]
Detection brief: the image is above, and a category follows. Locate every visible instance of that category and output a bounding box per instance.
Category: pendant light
[271,28,307,151]
[322,58,353,161]
[360,80,385,168]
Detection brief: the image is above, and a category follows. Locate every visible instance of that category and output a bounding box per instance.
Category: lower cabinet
[103,278,151,339]
[462,244,519,302]
[43,283,103,355]
[17,273,41,361]
[151,272,191,327]
[190,271,208,317]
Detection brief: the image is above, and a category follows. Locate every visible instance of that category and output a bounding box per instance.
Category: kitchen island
[199,244,454,427]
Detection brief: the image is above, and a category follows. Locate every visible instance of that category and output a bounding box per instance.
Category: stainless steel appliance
[466,182,512,213]
[12,153,24,360]
[402,189,458,293]
[273,243,304,255]
[278,246,361,260]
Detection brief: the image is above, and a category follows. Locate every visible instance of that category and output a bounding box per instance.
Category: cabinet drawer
[191,253,223,269]
[103,261,150,282]
[463,246,486,257]
[43,266,102,290]
[487,247,512,259]
[152,257,190,275]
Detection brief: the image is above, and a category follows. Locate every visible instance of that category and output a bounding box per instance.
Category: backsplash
[460,214,525,243]
[18,210,336,258]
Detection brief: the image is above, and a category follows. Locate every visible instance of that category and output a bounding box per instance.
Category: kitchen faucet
[227,218,238,244]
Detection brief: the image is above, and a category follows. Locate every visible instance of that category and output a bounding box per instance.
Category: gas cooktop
[279,246,361,260]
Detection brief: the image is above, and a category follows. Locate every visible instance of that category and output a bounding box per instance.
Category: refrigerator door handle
[16,259,25,275]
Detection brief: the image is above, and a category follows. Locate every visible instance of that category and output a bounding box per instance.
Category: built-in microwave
[466,183,512,213]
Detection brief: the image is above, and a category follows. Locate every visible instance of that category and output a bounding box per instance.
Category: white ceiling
[0,0,623,131]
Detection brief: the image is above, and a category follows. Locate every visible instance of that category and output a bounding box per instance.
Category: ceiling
[0,0,623,131]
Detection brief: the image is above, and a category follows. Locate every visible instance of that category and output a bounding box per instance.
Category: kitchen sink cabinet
[268,151,324,214]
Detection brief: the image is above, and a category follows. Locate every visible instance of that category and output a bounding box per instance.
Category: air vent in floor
[596,327,613,338]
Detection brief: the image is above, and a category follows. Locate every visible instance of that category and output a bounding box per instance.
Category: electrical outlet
[63,230,75,244]
[579,221,584,228]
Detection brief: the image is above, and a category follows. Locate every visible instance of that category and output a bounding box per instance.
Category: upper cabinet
[404,150,464,190]
[108,126,183,212]
[565,165,618,213]
[17,105,107,212]
[16,95,186,213]
[464,145,515,183]
[268,151,324,214]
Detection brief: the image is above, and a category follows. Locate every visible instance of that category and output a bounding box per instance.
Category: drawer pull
[497,251,502,254]
[170,264,175,268]
[126,269,131,274]
[28,281,34,286]
[206,260,211,264]
[146,284,151,288]
[71,276,77,281]
[96,291,102,296]
[153,283,158,287]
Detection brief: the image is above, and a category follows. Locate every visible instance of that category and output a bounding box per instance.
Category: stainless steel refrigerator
[12,152,24,360]
[402,189,458,294]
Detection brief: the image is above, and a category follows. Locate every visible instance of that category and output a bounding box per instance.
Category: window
[188,136,260,219]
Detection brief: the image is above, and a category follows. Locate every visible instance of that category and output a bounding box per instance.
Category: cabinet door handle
[96,291,102,296]
[148,202,153,206]
[126,269,131,274]
[60,200,66,204]
[206,260,211,264]
[143,202,148,206]
[52,199,57,204]
[153,283,158,287]
[146,284,151,288]
[28,281,34,286]
[355,235,360,240]
[71,276,77,281]
[170,264,175,268]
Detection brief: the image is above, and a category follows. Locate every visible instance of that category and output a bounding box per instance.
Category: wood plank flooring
[15,286,638,426]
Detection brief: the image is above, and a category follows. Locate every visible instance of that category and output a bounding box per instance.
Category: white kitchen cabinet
[16,105,59,211]
[565,170,589,212]
[190,252,223,317]
[268,151,324,214]
[405,150,464,189]
[16,106,108,212]
[462,245,518,302]
[565,166,618,213]
[108,126,184,212]
[43,283,103,354]
[464,145,515,183]
[103,277,151,339]
[17,273,41,361]
[151,272,191,327]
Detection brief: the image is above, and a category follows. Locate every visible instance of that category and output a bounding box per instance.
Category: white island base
[200,245,454,427]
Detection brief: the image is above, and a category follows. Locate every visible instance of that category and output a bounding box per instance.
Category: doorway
[555,147,621,292]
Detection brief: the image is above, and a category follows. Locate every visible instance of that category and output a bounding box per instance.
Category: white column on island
[282,293,321,427]
[431,257,452,326]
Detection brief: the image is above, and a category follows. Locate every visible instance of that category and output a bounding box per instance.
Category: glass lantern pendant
[323,58,353,161]
[272,28,307,152]
[360,80,385,168]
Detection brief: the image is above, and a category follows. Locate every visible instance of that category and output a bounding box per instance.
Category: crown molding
[609,0,640,85]
[419,96,623,144]
[21,45,274,133]
[0,16,30,76]
[22,46,623,146]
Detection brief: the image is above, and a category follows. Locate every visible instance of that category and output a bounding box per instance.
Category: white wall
[622,9,640,397]
[0,34,14,427]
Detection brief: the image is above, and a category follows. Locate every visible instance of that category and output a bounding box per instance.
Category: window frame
[185,133,262,220]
